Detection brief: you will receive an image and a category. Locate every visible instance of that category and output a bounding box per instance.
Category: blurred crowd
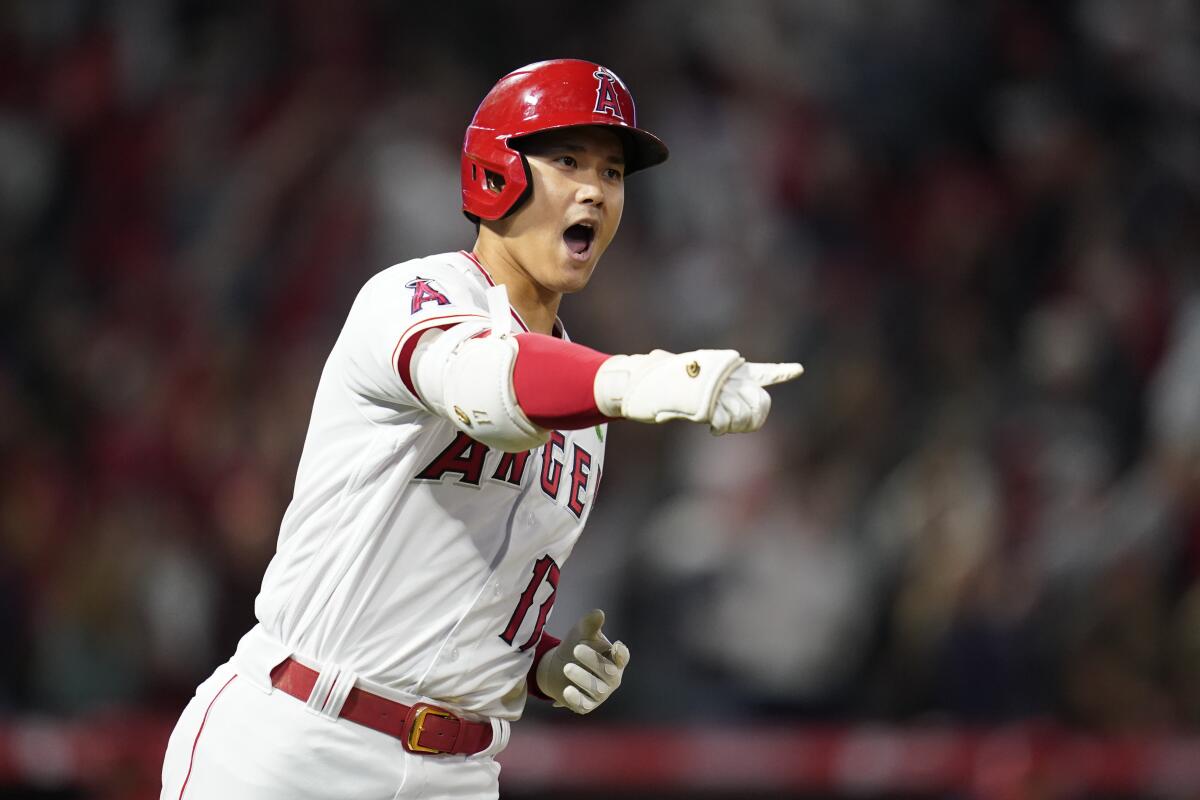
[1,0,1199,737]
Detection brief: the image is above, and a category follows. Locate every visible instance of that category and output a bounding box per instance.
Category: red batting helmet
[462,59,669,221]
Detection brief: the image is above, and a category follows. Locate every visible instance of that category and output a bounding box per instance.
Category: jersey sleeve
[339,261,490,409]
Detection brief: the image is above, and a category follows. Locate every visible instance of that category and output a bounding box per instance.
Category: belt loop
[479,717,510,758]
[322,668,358,719]
[304,664,344,719]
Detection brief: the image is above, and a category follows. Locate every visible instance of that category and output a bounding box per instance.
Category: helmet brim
[510,123,669,176]
[618,127,670,175]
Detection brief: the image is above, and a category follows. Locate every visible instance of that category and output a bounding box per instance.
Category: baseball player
[160,59,802,800]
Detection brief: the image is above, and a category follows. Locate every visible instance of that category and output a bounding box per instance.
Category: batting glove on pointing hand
[536,609,629,715]
[594,350,803,435]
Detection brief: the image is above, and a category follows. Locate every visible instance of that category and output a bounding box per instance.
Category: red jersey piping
[390,311,488,377]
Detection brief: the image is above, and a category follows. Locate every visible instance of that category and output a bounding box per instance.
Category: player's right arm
[343,267,800,451]
[405,284,803,452]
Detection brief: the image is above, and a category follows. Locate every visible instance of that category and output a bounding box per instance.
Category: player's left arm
[528,609,628,714]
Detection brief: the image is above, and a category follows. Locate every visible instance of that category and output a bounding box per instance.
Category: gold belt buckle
[407,704,455,754]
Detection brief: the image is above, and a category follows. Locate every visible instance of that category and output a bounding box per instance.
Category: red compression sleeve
[527,632,562,701]
[512,333,613,429]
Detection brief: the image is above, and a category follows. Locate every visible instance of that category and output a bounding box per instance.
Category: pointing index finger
[743,362,804,387]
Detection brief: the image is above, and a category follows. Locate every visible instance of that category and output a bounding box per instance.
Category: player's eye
[557,155,578,168]
[603,167,624,181]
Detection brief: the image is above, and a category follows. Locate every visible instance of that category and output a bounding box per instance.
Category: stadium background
[2,0,1199,798]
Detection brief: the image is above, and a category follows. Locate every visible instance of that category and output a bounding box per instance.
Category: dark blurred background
[1,0,1199,798]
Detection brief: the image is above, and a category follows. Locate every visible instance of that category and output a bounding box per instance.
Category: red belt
[270,658,493,756]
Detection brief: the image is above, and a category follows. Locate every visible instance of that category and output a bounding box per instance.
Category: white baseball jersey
[252,249,606,721]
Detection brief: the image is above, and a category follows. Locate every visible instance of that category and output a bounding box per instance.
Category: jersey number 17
[499,555,559,651]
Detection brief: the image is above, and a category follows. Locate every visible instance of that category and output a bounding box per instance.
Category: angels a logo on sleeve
[406,277,451,314]
[593,68,625,121]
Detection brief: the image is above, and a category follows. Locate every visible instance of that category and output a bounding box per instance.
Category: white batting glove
[535,609,629,715]
[594,350,802,435]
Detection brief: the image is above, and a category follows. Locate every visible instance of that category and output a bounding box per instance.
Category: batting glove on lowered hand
[536,609,629,714]
[594,350,803,435]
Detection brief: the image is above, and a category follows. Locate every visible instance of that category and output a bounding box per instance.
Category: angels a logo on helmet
[593,68,625,120]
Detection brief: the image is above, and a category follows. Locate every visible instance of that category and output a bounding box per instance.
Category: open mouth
[563,222,596,259]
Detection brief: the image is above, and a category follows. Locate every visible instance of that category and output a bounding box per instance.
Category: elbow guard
[414,325,550,453]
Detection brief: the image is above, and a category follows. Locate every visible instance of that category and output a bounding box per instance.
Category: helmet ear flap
[498,155,533,220]
[460,146,533,221]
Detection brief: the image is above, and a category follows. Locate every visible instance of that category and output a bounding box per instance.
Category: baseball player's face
[493,127,626,294]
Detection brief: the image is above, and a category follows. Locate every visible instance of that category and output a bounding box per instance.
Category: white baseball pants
[160,658,505,799]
